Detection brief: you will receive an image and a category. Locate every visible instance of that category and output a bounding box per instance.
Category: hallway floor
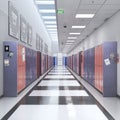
[1,66,115,120]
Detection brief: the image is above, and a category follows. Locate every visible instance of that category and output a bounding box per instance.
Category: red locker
[17,45,26,93]
[37,52,41,78]
[81,52,84,78]
[95,45,103,93]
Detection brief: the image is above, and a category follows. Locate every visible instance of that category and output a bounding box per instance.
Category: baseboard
[117,95,120,99]
[0,95,3,98]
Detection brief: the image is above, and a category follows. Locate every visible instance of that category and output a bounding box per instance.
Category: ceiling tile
[105,0,120,5]
[81,0,106,5]
[78,4,101,11]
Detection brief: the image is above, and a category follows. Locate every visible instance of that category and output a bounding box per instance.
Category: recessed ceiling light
[47,28,57,31]
[69,33,80,35]
[39,9,55,13]
[65,44,71,45]
[68,37,77,39]
[76,14,94,18]
[72,26,86,29]
[65,45,71,47]
[49,31,57,33]
[66,43,73,45]
[44,21,56,24]
[67,40,75,42]
[35,1,55,5]
[42,16,56,19]
[50,35,57,37]
[49,33,57,35]
[46,25,57,28]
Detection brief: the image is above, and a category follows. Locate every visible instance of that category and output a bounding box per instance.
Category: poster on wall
[39,38,41,52]
[27,25,32,46]
[41,39,43,52]
[44,43,48,53]
[36,33,40,50]
[8,1,19,39]
[20,16,28,43]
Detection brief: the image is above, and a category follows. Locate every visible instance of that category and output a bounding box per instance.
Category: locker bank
[0,0,120,120]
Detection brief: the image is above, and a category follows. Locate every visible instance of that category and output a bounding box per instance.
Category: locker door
[95,46,98,90]
[81,52,84,78]
[17,45,26,93]
[99,45,103,92]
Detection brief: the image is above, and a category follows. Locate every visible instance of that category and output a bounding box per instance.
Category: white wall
[52,41,59,54]
[69,10,120,96]
[0,0,52,96]
[57,53,63,66]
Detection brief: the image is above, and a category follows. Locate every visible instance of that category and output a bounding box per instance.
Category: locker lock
[8,51,14,58]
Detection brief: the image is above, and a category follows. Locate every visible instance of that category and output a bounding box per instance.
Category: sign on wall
[27,25,32,46]
[8,1,19,39]
[44,43,48,53]
[20,16,28,43]
[36,33,40,50]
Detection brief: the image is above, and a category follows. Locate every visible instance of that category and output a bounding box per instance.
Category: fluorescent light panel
[46,25,57,28]
[49,32,57,33]
[69,33,80,35]
[47,28,57,30]
[42,16,56,19]
[66,43,73,45]
[36,1,55,5]
[65,45,71,47]
[68,37,77,39]
[65,45,71,46]
[67,40,75,42]
[44,21,56,24]
[76,14,94,18]
[72,26,86,28]
[39,9,55,13]
[51,35,57,37]
[49,32,57,34]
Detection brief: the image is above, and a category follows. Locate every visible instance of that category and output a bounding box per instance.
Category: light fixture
[76,14,94,18]
[72,26,86,29]
[66,43,73,45]
[35,1,55,5]
[47,29,57,31]
[65,44,71,46]
[68,37,77,39]
[48,31,57,33]
[50,35,57,37]
[69,33,80,35]
[49,32,57,33]
[65,45,71,47]
[67,40,75,42]
[42,16,56,19]
[44,21,56,24]
[46,25,57,28]
[39,9,55,13]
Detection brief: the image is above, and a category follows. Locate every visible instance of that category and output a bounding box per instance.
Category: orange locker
[81,52,84,78]
[17,45,26,93]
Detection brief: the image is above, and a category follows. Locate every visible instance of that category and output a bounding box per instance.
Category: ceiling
[56,0,120,53]
[35,0,58,42]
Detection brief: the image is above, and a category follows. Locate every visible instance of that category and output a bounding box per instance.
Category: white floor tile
[49,72,71,74]
[8,105,108,120]
[38,80,80,86]
[48,73,71,75]
[45,75,74,79]
[68,68,120,120]
[51,70,69,71]
[29,90,89,96]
